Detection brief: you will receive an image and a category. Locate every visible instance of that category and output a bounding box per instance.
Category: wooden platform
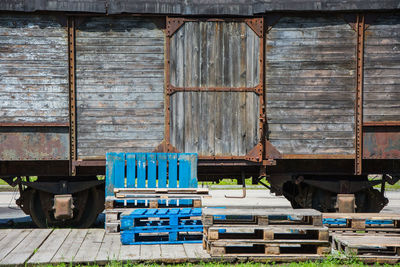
[323,213,400,231]
[1,228,400,265]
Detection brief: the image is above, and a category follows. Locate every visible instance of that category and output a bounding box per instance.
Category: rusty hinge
[245,18,263,38]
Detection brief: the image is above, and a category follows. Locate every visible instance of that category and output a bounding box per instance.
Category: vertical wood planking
[126,153,136,188]
[168,153,178,205]
[136,153,146,188]
[106,152,125,197]
[170,21,259,88]
[157,153,167,188]
[147,153,157,188]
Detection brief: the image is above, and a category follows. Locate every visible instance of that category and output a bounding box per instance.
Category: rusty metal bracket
[245,143,263,162]
[355,14,365,175]
[68,17,77,176]
[166,17,185,37]
[153,140,180,153]
[245,18,263,38]
[364,13,379,30]
[225,171,247,199]
[265,140,282,159]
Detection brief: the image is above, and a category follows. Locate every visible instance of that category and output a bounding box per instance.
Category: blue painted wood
[136,153,147,188]
[168,153,178,188]
[126,153,136,188]
[106,152,198,207]
[120,229,202,245]
[167,153,178,205]
[178,154,191,205]
[120,208,202,230]
[106,152,125,197]
[147,153,157,188]
[157,153,167,188]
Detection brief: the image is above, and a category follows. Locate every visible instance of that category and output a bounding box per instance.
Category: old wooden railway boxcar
[0,0,399,227]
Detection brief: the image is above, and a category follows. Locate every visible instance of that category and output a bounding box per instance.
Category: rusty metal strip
[165,18,172,144]
[68,17,77,176]
[363,121,400,127]
[245,18,263,38]
[0,122,69,127]
[166,84,262,95]
[355,14,365,175]
[283,154,355,160]
[258,17,266,164]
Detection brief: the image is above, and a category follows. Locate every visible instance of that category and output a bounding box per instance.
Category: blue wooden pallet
[106,152,198,205]
[323,218,393,226]
[120,208,202,231]
[120,229,203,245]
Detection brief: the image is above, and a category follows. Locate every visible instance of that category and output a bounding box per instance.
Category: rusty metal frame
[68,17,77,176]
[364,121,400,127]
[165,16,265,163]
[355,14,365,175]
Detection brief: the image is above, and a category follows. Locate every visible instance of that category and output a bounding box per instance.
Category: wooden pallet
[105,205,203,233]
[105,196,204,209]
[202,208,323,227]
[332,233,400,257]
[204,225,329,242]
[323,213,400,231]
[204,238,330,256]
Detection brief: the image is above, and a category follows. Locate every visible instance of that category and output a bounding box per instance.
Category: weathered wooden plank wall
[170,92,259,156]
[0,14,69,124]
[265,16,356,155]
[170,21,259,87]
[364,14,400,123]
[75,17,165,158]
[169,21,260,156]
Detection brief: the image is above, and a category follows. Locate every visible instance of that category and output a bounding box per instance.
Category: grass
[36,259,400,267]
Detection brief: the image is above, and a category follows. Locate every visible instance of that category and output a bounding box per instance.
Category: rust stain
[363,131,400,159]
[0,131,69,160]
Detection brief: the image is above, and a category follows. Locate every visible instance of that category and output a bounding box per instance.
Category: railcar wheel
[29,187,103,228]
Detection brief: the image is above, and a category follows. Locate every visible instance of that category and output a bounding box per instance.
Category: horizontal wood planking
[170,21,260,88]
[364,14,400,122]
[76,17,165,158]
[0,14,69,124]
[266,15,356,155]
[170,92,259,156]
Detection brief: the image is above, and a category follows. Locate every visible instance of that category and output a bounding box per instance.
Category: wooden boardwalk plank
[96,233,121,263]
[0,229,31,262]
[73,229,105,263]
[160,244,188,259]
[119,244,140,261]
[51,229,88,263]
[140,244,162,260]
[183,243,211,259]
[0,229,52,265]
[28,229,71,264]
[0,229,10,242]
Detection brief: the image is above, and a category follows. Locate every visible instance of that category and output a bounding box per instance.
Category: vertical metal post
[259,17,265,162]
[355,14,365,175]
[165,18,171,145]
[68,17,77,176]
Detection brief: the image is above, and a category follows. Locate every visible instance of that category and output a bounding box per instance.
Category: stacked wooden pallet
[332,233,400,263]
[202,208,330,257]
[323,213,400,232]
[120,208,203,245]
[105,188,209,233]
